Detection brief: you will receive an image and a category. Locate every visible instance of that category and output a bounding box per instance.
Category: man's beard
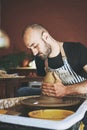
[38,44,51,60]
[39,53,48,60]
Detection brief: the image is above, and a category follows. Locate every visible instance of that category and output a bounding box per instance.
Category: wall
[0,0,87,56]
[0,0,1,28]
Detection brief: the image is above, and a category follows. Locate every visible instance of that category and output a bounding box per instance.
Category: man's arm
[42,70,87,97]
[83,64,87,73]
[42,80,87,97]
[66,80,87,95]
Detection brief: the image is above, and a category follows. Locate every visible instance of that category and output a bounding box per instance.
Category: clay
[43,71,56,83]
[43,71,62,84]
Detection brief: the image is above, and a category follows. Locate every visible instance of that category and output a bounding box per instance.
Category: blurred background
[0,0,87,69]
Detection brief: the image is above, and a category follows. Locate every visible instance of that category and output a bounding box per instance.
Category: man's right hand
[42,81,67,97]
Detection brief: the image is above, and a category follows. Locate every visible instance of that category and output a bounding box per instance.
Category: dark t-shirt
[35,42,87,78]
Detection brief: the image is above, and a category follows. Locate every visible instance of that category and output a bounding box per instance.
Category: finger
[42,91,55,97]
[42,83,54,88]
[42,88,55,95]
[42,82,51,86]
[43,86,55,91]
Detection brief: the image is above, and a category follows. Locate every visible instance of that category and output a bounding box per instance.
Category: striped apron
[47,44,86,85]
[47,44,87,127]
[48,57,86,85]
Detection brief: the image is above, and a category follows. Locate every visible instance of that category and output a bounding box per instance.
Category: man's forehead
[25,28,33,35]
[24,28,40,45]
[25,28,39,38]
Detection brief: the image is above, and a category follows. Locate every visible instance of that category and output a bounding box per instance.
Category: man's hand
[42,82,67,97]
[42,72,67,97]
[42,71,87,97]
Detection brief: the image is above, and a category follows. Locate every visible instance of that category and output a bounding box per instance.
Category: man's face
[23,28,51,60]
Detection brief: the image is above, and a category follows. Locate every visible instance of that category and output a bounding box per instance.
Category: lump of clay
[43,71,56,83]
[43,72,55,83]
[43,71,61,84]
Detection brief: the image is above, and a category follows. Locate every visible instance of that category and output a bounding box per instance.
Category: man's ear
[42,31,49,42]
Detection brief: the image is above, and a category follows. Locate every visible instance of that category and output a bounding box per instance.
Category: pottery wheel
[21,95,83,108]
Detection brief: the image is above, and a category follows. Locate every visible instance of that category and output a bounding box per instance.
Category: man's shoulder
[64,41,80,45]
[64,42,85,49]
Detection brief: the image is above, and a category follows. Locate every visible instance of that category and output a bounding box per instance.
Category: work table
[0,76,43,99]
[0,96,87,130]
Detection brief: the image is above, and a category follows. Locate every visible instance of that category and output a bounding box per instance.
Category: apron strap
[59,42,67,60]
[45,42,67,71]
[45,59,49,72]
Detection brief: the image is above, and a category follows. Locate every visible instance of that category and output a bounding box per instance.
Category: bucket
[28,109,74,120]
[28,109,82,130]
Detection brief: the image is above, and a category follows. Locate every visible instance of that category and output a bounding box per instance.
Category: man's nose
[31,48,38,56]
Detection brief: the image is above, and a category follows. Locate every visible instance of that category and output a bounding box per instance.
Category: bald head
[22,24,48,37]
[22,24,50,49]
[22,24,52,59]
[23,24,45,48]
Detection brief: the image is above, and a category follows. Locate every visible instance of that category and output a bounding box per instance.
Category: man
[16,24,87,129]
[21,23,87,98]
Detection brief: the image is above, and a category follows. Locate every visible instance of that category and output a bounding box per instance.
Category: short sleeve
[79,43,87,67]
[34,56,46,76]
